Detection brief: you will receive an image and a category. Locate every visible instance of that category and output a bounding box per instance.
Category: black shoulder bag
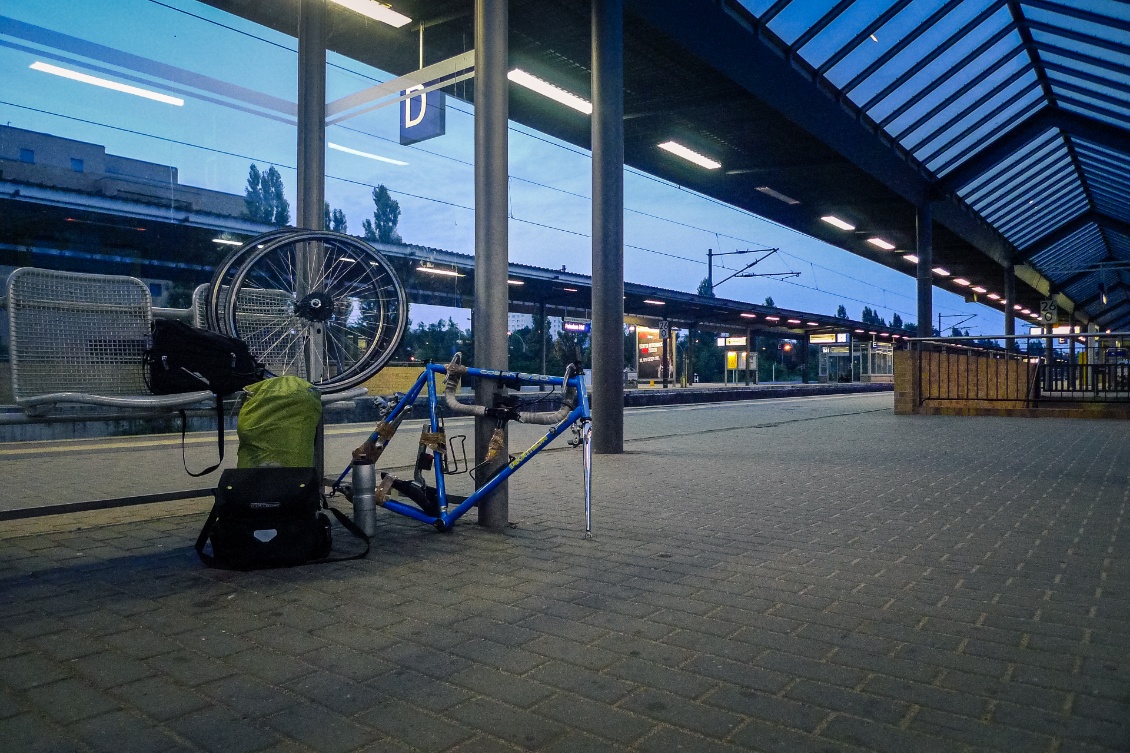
[195,467,369,570]
[144,319,265,476]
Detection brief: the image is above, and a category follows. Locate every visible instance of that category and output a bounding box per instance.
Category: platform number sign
[1039,299,1058,325]
[658,320,670,339]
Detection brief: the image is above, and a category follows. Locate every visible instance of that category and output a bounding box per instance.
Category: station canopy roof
[206,0,1130,331]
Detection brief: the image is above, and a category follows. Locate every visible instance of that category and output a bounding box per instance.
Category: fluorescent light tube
[932,267,950,276]
[953,278,971,286]
[755,186,800,205]
[328,142,408,166]
[30,61,183,106]
[658,141,721,170]
[902,254,919,263]
[212,238,242,246]
[417,265,462,277]
[507,69,591,114]
[328,0,411,27]
[820,215,855,231]
[867,237,896,250]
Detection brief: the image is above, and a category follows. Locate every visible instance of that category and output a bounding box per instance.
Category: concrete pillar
[538,300,547,390]
[916,203,933,337]
[591,0,625,453]
[297,0,327,482]
[474,0,510,529]
[1004,263,1016,350]
[745,328,752,386]
[801,333,810,384]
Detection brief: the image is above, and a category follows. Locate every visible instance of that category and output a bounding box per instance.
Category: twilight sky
[1,0,1006,334]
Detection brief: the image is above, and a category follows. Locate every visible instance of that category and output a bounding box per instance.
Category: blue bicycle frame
[336,363,593,534]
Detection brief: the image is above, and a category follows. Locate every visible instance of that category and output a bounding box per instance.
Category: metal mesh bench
[7,268,213,415]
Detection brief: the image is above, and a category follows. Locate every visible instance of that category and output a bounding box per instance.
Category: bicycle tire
[206,228,296,334]
[223,230,408,391]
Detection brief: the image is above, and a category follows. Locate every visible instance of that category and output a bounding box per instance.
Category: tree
[764,296,775,307]
[697,277,715,297]
[244,164,290,225]
[362,184,402,243]
[861,306,887,327]
[836,304,848,319]
[324,202,347,233]
[891,313,904,330]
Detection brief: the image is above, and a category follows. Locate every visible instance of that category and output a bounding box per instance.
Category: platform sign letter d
[401,87,446,146]
[404,85,426,128]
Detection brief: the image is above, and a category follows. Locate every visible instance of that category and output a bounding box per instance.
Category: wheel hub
[295,291,334,322]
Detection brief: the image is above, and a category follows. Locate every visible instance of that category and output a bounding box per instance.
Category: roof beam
[1078,282,1127,310]
[1018,211,1130,261]
[938,107,1130,193]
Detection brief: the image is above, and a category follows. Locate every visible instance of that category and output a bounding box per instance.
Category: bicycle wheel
[206,228,296,334]
[224,230,408,391]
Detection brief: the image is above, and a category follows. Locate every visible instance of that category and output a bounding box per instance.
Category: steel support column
[473,0,510,529]
[538,300,547,390]
[916,204,933,337]
[297,0,327,483]
[1004,262,1016,350]
[801,333,810,384]
[591,0,625,454]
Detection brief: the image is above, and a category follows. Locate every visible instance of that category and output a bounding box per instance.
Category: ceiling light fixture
[30,61,183,106]
[902,254,919,263]
[932,267,950,276]
[507,279,524,286]
[328,142,408,165]
[740,313,757,319]
[953,278,971,286]
[787,319,802,324]
[327,0,411,27]
[563,287,578,292]
[644,299,665,305]
[755,186,800,205]
[417,265,463,277]
[658,141,721,170]
[1013,304,1023,310]
[765,315,781,321]
[820,215,855,231]
[987,293,1001,300]
[971,286,987,293]
[507,69,592,114]
[867,237,896,250]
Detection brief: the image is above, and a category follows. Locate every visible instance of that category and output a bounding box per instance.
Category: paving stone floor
[1,394,1128,752]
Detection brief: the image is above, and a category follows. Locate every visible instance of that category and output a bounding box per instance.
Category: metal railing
[904,332,1130,407]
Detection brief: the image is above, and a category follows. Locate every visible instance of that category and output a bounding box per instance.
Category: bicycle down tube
[335,361,592,533]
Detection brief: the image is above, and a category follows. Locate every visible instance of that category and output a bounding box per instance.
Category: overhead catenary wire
[0,99,987,329]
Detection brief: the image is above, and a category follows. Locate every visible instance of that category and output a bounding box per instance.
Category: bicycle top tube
[426,362,585,388]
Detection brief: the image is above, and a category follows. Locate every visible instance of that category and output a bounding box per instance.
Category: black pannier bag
[144,319,265,476]
[196,467,368,570]
[145,319,263,397]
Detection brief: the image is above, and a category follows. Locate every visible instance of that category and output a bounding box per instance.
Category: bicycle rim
[225,231,407,391]
[206,228,295,334]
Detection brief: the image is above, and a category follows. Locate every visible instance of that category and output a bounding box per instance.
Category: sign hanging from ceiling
[563,317,591,333]
[401,87,446,145]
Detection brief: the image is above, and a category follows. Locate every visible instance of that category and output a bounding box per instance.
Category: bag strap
[194,491,221,567]
[182,395,226,478]
[320,502,371,562]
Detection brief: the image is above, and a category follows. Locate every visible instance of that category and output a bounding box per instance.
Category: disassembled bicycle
[207,230,593,536]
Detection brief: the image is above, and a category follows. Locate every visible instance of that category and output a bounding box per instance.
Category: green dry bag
[236,376,322,468]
